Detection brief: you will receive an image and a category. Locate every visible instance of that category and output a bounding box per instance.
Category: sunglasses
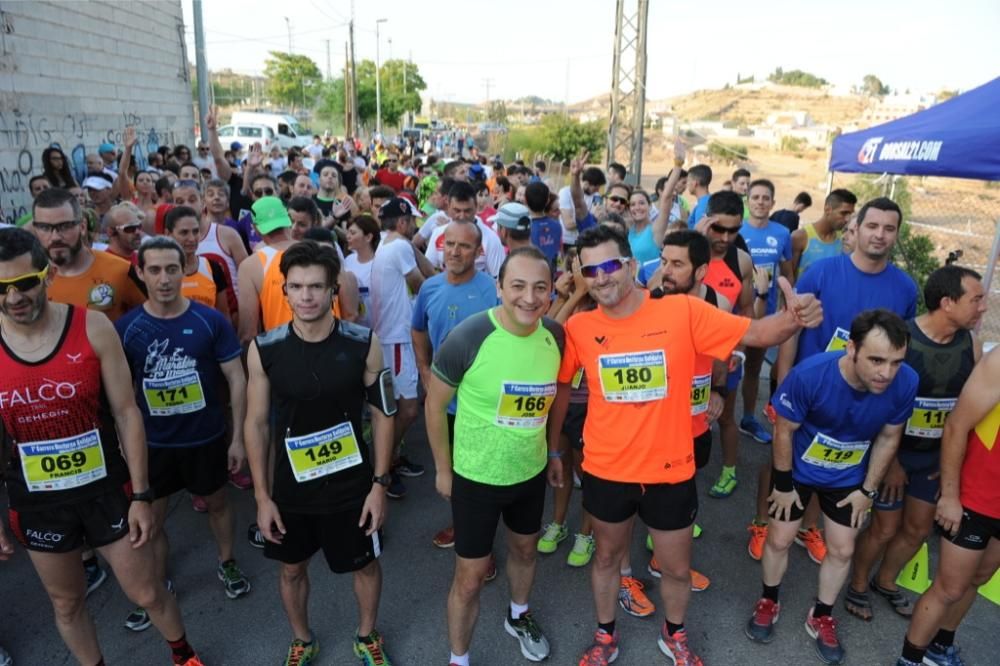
[117,224,142,234]
[32,220,79,235]
[709,222,742,235]
[173,179,200,190]
[0,266,49,295]
[580,257,630,278]
[253,187,276,198]
[608,195,629,205]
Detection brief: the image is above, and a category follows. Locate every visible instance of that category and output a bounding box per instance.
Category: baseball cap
[379,197,416,221]
[494,203,531,231]
[250,196,292,235]
[98,142,115,154]
[82,176,113,191]
[230,141,243,151]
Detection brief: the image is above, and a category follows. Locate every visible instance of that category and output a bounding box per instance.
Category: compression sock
[665,620,685,637]
[931,628,955,649]
[762,583,780,603]
[167,634,195,664]
[598,620,616,636]
[813,602,833,618]
[902,638,926,663]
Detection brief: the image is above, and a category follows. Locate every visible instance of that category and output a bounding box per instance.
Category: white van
[229,112,311,150]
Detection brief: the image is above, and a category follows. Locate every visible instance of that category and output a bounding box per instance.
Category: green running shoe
[537,522,568,554]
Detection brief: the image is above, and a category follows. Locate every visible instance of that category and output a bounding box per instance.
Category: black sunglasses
[709,223,742,235]
[608,195,629,205]
[253,187,276,198]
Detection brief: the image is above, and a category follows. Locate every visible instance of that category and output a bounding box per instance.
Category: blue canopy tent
[828,77,1000,334]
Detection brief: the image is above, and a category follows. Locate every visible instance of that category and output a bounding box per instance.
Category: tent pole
[982,217,1000,315]
[825,171,833,195]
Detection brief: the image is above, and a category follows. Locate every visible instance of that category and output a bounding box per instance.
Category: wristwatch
[131,489,155,503]
[860,486,878,500]
[372,474,391,488]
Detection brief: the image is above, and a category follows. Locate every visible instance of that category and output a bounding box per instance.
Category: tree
[767,67,827,88]
[862,74,890,96]
[487,101,509,125]
[536,114,604,163]
[316,59,426,130]
[263,52,323,112]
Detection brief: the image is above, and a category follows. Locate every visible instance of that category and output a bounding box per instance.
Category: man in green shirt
[425,246,565,666]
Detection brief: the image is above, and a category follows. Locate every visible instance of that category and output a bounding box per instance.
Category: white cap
[82,176,112,191]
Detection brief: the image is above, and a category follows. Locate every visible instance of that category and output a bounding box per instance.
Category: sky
[183,0,1000,105]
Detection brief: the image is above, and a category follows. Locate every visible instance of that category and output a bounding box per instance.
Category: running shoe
[577,628,619,666]
[432,526,455,548]
[646,559,711,592]
[740,416,773,444]
[573,471,582,489]
[247,523,265,549]
[657,626,703,666]
[177,656,205,666]
[353,629,391,665]
[618,576,655,617]
[0,645,12,666]
[708,468,738,498]
[924,643,966,666]
[805,609,845,665]
[896,660,921,666]
[84,559,107,597]
[386,472,407,499]
[485,554,497,582]
[693,523,702,539]
[795,527,827,564]
[537,522,568,554]
[567,533,595,567]
[218,559,251,599]
[504,610,551,662]
[763,403,777,426]
[394,455,425,478]
[744,597,780,644]
[191,495,208,513]
[229,469,254,490]
[283,637,319,666]
[747,522,768,561]
[124,580,174,632]
[646,533,654,552]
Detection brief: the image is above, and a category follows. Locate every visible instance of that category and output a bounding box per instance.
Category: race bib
[19,429,108,492]
[690,373,711,416]
[284,422,363,483]
[496,382,557,428]
[801,432,869,470]
[759,262,776,290]
[598,350,667,403]
[905,396,956,439]
[143,372,206,416]
[571,367,585,390]
[825,327,850,352]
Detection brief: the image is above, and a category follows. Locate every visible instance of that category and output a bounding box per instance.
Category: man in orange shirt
[547,226,823,666]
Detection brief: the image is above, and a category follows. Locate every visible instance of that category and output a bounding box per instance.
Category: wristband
[732,350,746,365]
[131,489,155,503]
[711,385,727,398]
[547,451,563,459]
[755,292,768,300]
[772,468,794,492]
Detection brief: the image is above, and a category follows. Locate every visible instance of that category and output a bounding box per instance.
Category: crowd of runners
[0,110,997,666]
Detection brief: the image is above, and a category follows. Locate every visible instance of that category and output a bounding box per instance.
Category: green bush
[779,136,807,153]
[707,142,749,162]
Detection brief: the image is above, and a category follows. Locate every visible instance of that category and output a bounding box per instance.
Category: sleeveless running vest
[197,222,239,296]
[181,256,218,309]
[255,320,374,513]
[960,399,1000,519]
[703,244,742,313]
[798,224,842,278]
[0,306,128,507]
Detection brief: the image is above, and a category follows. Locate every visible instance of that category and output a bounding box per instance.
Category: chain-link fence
[830,172,1000,344]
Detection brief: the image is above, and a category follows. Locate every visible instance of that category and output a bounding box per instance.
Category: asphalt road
[2,397,998,666]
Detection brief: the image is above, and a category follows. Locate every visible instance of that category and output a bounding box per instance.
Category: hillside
[666,84,868,127]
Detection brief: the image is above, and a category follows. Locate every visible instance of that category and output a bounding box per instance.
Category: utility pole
[406,50,413,128]
[192,0,209,142]
[284,17,292,54]
[606,0,649,186]
[325,40,331,80]
[344,42,351,134]
[348,20,358,138]
[375,18,387,136]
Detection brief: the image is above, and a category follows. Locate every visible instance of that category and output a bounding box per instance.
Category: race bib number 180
[19,429,108,492]
[598,350,667,403]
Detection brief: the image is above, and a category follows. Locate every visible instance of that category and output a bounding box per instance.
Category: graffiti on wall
[0,109,183,225]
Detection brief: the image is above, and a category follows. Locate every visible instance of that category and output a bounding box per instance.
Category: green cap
[251,196,292,235]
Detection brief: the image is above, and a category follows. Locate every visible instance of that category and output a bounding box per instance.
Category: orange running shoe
[618,576,655,617]
[795,527,827,564]
[689,568,710,592]
[432,526,455,548]
[747,522,768,561]
[763,403,777,426]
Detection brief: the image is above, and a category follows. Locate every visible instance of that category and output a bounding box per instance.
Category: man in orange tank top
[165,206,233,324]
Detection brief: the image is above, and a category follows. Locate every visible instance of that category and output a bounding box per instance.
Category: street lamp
[375,18,387,137]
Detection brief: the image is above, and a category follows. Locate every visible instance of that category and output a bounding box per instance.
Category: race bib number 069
[598,350,667,403]
[19,428,108,492]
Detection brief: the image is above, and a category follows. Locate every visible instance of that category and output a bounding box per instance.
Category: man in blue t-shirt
[748,197,919,564]
[746,310,918,664]
[116,237,250,630]
[524,181,562,268]
[412,219,498,551]
[738,179,794,445]
[687,164,713,226]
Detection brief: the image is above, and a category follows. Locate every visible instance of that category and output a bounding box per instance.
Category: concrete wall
[0,0,192,224]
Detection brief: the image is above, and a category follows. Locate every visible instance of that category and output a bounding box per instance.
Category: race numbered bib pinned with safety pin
[690,373,711,416]
[598,350,667,403]
[825,327,850,352]
[19,428,108,492]
[905,397,956,439]
[496,382,557,428]
[284,421,363,483]
[143,371,206,416]
[801,432,869,470]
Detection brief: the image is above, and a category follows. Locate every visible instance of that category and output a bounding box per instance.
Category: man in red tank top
[0,228,204,666]
[895,347,1000,666]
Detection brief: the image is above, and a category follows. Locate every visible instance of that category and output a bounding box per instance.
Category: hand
[333,198,353,218]
[205,106,219,132]
[645,265,664,291]
[706,391,724,422]
[835,489,874,528]
[935,495,964,536]
[728,351,745,373]
[358,486,387,536]
[123,126,137,149]
[591,201,607,220]
[753,265,770,296]
[435,469,453,501]
[127,500,155,549]
[227,439,246,475]
[0,521,15,561]
[247,143,264,168]
[767,487,804,522]
[570,150,589,177]
[878,458,907,506]
[777,277,823,328]
[256,497,286,544]
[694,214,713,236]
[554,270,573,299]
[547,457,565,488]
[673,138,686,165]
[571,255,588,294]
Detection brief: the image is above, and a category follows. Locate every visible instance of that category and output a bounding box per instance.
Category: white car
[216,123,277,156]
